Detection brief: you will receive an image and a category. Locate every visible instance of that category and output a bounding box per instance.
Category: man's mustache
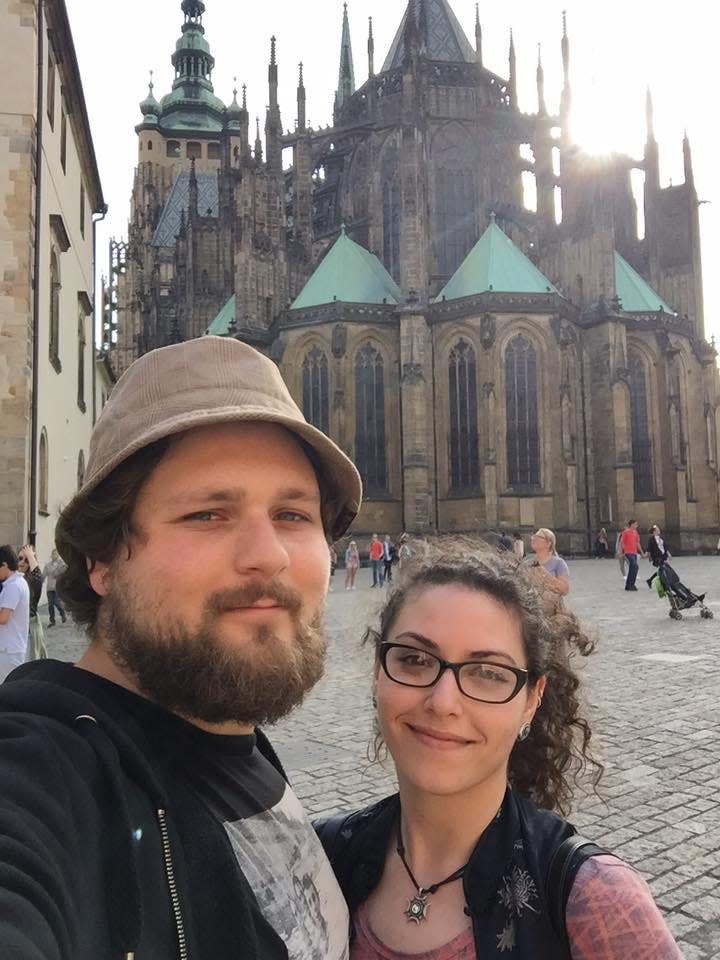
[206,581,303,617]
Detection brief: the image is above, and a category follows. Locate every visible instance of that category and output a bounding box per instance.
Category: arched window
[506,336,540,488]
[49,250,61,371]
[355,344,387,495]
[302,346,329,435]
[448,339,480,492]
[77,450,85,491]
[381,143,401,284]
[628,352,655,498]
[432,125,476,280]
[39,429,49,516]
[77,307,87,412]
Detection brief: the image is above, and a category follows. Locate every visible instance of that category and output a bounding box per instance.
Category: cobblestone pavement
[46,557,720,956]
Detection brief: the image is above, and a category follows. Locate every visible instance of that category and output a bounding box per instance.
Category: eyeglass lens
[383,644,521,703]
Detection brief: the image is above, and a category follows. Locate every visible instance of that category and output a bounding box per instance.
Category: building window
[147,140,153,151]
[432,126,476,280]
[302,347,329,434]
[77,309,87,413]
[208,142,221,160]
[628,352,654,498]
[80,183,86,239]
[506,335,540,488]
[187,141,202,160]
[448,339,480,493]
[355,344,387,495]
[60,107,67,173]
[381,144,401,284]
[49,250,61,373]
[39,429,49,516]
[77,450,85,491]
[47,51,56,128]
[166,140,181,158]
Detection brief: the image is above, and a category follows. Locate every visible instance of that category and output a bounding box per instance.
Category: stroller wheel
[669,609,683,620]
[700,608,714,620]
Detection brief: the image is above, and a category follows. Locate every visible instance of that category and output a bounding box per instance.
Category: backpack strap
[547,834,607,952]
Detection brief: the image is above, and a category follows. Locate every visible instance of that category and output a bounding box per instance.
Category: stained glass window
[302,346,329,435]
[382,144,401,284]
[355,344,387,494]
[628,352,655,498]
[449,340,480,492]
[432,126,476,279]
[506,336,540,488]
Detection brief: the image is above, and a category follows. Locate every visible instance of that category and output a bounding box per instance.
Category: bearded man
[0,337,361,960]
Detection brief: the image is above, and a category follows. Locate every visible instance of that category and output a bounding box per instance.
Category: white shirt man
[0,548,30,682]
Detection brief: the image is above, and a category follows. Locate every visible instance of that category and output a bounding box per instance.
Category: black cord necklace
[396,825,468,924]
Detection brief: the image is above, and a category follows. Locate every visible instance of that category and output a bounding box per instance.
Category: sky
[65,0,719,349]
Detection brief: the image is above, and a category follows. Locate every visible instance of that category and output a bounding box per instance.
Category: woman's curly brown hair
[364,538,603,816]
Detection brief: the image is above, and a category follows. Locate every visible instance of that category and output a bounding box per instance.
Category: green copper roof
[207,294,235,335]
[437,221,558,301]
[290,229,402,310]
[614,252,674,313]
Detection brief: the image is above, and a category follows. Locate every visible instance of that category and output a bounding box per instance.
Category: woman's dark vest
[317,789,602,959]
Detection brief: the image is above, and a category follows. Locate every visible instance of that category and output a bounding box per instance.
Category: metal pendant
[405,892,429,923]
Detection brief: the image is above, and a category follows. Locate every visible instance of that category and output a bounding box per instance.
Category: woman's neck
[397,776,507,880]
[534,549,551,564]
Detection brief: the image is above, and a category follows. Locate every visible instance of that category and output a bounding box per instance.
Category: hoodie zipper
[157,808,189,960]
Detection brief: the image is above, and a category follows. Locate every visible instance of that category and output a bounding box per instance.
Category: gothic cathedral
[110,0,720,551]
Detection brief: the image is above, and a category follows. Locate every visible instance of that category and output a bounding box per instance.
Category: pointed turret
[508,29,517,110]
[475,4,483,66]
[254,117,263,164]
[644,88,659,191]
[536,44,546,115]
[336,3,356,110]
[368,16,375,78]
[560,10,571,124]
[188,158,198,219]
[683,130,695,188]
[139,70,160,126]
[297,62,306,132]
[265,36,282,171]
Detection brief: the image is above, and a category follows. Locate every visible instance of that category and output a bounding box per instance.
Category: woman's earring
[518,723,532,742]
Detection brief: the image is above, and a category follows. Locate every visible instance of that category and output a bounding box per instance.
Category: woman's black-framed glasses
[379,642,529,704]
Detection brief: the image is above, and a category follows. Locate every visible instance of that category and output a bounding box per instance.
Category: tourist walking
[382,535,396,584]
[0,546,30,682]
[369,533,385,587]
[397,534,412,570]
[345,540,360,590]
[621,519,646,591]
[498,530,514,552]
[16,545,47,661]
[527,527,570,617]
[0,337,360,958]
[615,525,629,578]
[316,545,681,959]
[42,549,67,626]
[646,525,671,589]
[512,531,525,560]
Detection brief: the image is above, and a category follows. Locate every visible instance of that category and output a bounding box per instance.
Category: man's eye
[182,511,221,522]
[276,510,310,523]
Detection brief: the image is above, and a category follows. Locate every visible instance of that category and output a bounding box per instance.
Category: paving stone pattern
[46,557,720,956]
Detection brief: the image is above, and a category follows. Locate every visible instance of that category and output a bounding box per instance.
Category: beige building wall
[0,0,104,562]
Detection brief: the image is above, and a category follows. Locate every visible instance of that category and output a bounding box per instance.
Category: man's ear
[87,559,112,597]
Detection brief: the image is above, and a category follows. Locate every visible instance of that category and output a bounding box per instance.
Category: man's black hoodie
[0,659,291,960]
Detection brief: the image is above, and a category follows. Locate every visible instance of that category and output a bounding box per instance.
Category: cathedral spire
[536,44,546,115]
[173,0,215,91]
[644,87,659,191]
[645,87,655,143]
[683,130,695,188]
[336,3,356,109]
[508,29,517,110]
[475,4,483,66]
[254,117,263,163]
[297,62,306,132]
[368,16,375,78]
[268,35,278,109]
[560,10,571,123]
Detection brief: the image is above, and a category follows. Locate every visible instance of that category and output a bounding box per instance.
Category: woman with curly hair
[317,544,680,959]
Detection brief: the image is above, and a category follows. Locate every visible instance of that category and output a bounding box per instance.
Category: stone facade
[113,0,720,551]
[0,0,105,557]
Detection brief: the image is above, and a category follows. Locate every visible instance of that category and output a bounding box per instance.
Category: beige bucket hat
[82,337,362,538]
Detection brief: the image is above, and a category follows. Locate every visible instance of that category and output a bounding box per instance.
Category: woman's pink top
[350,856,682,960]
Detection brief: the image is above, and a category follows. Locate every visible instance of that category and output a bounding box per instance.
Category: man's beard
[96,577,327,726]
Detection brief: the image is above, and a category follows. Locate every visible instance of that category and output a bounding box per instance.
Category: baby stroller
[655,561,714,620]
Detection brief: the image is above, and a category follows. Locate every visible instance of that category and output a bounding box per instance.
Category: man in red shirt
[369,534,385,588]
[620,519,647,591]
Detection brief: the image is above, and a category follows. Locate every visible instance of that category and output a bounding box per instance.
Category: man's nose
[231,512,290,578]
